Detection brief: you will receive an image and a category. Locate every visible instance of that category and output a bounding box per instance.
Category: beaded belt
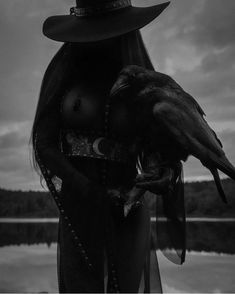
[61,131,130,163]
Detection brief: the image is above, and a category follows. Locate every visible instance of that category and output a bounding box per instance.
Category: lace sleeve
[139,151,186,265]
[34,107,106,276]
[35,108,90,194]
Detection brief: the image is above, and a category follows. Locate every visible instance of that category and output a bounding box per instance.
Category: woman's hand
[107,156,178,217]
[134,166,175,195]
[122,165,175,216]
[107,185,146,217]
[123,186,146,216]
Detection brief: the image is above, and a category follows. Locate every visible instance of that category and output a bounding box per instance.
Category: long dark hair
[31,30,154,177]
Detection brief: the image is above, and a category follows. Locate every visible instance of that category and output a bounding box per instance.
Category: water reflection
[158,251,235,293]
[1,221,235,254]
[0,222,58,247]
[0,244,58,293]
[0,220,234,293]
[152,221,235,254]
[0,244,234,293]
[186,221,235,254]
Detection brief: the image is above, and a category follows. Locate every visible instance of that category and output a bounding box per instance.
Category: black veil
[120,30,186,266]
[31,30,186,292]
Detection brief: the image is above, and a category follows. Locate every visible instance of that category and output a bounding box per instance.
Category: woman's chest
[61,92,136,139]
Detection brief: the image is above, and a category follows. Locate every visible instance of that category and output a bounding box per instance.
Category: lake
[0,218,234,293]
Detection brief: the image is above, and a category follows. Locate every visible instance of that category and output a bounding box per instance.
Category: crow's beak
[110,77,130,97]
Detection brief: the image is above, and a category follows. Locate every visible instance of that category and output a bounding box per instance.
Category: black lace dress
[34,81,186,293]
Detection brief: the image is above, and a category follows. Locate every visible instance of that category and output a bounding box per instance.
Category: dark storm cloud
[0,143,40,190]
[218,130,235,157]
[0,121,41,190]
[0,1,67,189]
[180,0,235,50]
[141,0,235,126]
[142,0,235,74]
[0,0,69,124]
[200,47,235,74]
[184,128,235,182]
[0,130,27,150]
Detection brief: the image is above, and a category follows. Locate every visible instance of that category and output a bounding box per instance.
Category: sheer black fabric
[154,163,186,265]
[32,30,186,293]
[120,31,186,266]
[137,146,186,266]
[35,107,109,291]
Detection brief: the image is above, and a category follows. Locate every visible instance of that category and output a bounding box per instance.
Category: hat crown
[76,0,123,8]
[71,0,132,17]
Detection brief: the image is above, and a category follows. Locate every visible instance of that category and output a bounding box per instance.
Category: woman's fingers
[135,168,174,193]
[135,172,160,182]
[107,188,122,198]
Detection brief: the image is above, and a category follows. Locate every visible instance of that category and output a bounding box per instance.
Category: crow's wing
[152,87,235,181]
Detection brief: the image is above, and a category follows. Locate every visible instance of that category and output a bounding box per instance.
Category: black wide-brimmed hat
[43,0,170,43]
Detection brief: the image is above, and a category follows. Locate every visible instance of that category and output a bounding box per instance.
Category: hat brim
[43,2,170,43]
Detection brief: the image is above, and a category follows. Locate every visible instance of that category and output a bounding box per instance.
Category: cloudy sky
[0,0,234,191]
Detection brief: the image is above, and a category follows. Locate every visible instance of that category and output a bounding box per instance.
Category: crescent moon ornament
[92,137,105,156]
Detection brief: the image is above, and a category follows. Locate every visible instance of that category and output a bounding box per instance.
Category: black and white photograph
[0,0,235,293]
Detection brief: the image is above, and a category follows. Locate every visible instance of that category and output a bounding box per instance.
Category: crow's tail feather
[210,168,228,204]
[211,154,235,181]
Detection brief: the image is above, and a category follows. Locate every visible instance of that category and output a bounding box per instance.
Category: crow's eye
[131,73,137,80]
[73,97,81,112]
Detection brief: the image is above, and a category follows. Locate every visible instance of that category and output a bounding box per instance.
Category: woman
[32,0,186,292]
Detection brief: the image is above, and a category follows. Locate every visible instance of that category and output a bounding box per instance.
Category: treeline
[0,179,234,218]
[1,221,235,254]
[184,178,235,217]
[0,189,59,218]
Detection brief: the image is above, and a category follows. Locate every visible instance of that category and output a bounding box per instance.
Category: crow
[110,65,235,204]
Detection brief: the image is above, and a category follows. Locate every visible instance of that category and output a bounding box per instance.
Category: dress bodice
[60,85,137,142]
[59,85,139,187]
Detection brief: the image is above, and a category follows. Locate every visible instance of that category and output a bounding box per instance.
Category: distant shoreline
[1,217,235,223]
[1,179,235,219]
